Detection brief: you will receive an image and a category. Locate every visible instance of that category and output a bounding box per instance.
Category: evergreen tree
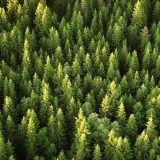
[7,0,19,22]
[55,108,67,152]
[145,116,157,143]
[3,96,16,121]
[5,140,15,160]
[71,108,90,160]
[153,1,160,23]
[0,131,6,160]
[125,114,138,144]
[47,113,56,142]
[0,7,7,31]
[5,115,16,143]
[40,81,52,125]
[25,116,37,160]
[116,101,126,128]
[134,131,150,160]
[130,50,140,73]
[57,151,66,160]
[131,0,147,29]
[93,144,102,160]
[83,53,92,74]
[0,32,10,64]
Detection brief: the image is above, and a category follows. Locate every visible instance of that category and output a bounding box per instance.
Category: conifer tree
[0,7,7,31]
[145,116,157,143]
[130,50,140,73]
[71,108,90,160]
[7,0,19,22]
[83,53,92,74]
[125,114,138,144]
[93,144,102,160]
[153,1,160,23]
[131,0,147,29]
[104,129,116,159]
[0,131,6,160]
[0,32,10,64]
[5,115,16,143]
[55,108,67,152]
[25,116,37,160]
[36,127,52,158]
[100,94,110,118]
[5,140,15,160]
[134,131,150,160]
[3,96,16,121]
[40,81,52,125]
[57,151,66,160]
[116,101,126,128]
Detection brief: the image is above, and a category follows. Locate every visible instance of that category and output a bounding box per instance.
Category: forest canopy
[0,0,160,159]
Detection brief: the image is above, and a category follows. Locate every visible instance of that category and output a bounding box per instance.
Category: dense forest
[0,0,160,159]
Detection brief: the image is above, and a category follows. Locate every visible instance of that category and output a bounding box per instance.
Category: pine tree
[7,0,19,22]
[116,101,126,128]
[5,115,16,143]
[107,52,120,82]
[61,74,73,103]
[35,54,44,79]
[55,108,67,152]
[57,151,66,160]
[83,53,92,74]
[100,94,110,118]
[25,116,37,160]
[91,10,98,34]
[34,0,46,37]
[0,7,7,31]
[36,127,52,158]
[133,102,145,132]
[0,33,10,65]
[145,116,157,143]
[71,108,90,160]
[0,131,6,160]
[47,113,56,142]
[104,129,116,159]
[112,22,123,48]
[93,144,102,160]
[131,0,147,29]
[134,131,150,160]
[80,0,93,25]
[43,55,54,83]
[127,24,139,50]
[16,116,27,158]
[40,81,52,125]
[112,137,133,160]
[22,39,31,71]
[125,114,138,144]
[153,1,160,23]
[3,96,16,121]
[5,140,15,160]
[9,26,23,63]
[130,50,140,73]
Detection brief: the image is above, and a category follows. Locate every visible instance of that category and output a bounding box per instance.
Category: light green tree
[25,116,37,160]
[0,131,6,160]
[71,108,90,160]
[93,144,102,160]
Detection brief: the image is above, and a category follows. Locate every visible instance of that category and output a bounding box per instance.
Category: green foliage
[0,0,160,159]
[93,144,102,160]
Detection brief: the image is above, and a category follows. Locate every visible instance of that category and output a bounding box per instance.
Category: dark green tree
[153,1,160,23]
[55,108,67,152]
[125,114,138,144]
